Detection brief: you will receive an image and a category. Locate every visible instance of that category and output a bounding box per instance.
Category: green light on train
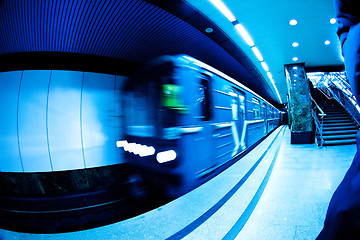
[162,84,188,113]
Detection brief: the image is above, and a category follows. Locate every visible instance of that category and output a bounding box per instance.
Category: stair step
[321,134,357,140]
[322,129,359,135]
[323,126,359,131]
[325,115,348,118]
[325,114,348,117]
[323,139,356,146]
[323,119,354,123]
[323,122,357,127]
[324,112,348,114]
[324,117,351,120]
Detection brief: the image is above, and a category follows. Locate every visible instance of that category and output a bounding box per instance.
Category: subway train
[117,55,281,198]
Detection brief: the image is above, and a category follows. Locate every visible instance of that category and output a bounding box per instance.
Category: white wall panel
[47,70,84,171]
[115,76,127,164]
[18,70,52,172]
[0,70,127,172]
[0,71,23,172]
[82,72,118,168]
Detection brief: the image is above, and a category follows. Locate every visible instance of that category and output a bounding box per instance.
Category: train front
[117,57,188,196]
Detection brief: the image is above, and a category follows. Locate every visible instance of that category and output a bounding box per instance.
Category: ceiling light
[261,61,269,72]
[267,72,282,104]
[330,18,337,24]
[205,28,213,33]
[209,0,236,22]
[325,40,331,45]
[293,57,298,61]
[251,46,263,61]
[289,19,298,26]
[234,23,255,47]
[292,42,299,47]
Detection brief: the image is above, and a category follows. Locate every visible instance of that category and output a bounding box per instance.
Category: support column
[285,63,314,144]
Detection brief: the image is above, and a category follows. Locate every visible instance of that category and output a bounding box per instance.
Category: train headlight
[116,140,155,157]
[140,146,155,157]
[156,150,177,163]
[116,140,128,148]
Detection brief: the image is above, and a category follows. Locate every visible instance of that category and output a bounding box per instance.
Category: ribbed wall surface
[0,70,125,173]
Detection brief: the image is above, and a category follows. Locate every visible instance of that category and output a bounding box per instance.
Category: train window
[262,103,267,118]
[252,98,261,119]
[196,75,211,121]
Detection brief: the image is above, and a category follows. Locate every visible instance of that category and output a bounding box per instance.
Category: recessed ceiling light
[292,42,299,47]
[205,28,213,33]
[330,18,336,24]
[289,19,298,26]
[325,40,331,45]
[293,57,298,61]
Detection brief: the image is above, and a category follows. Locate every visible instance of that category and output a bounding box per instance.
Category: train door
[269,107,274,131]
[192,73,215,176]
[231,88,246,155]
[263,103,268,134]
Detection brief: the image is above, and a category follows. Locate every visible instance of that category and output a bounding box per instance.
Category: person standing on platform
[317,0,360,239]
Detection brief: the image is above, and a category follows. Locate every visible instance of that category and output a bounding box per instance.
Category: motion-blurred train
[117,55,281,198]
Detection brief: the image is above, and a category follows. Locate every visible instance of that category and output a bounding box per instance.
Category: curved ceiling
[0,0,280,106]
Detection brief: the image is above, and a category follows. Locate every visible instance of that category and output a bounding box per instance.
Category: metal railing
[311,97,326,147]
[309,72,360,125]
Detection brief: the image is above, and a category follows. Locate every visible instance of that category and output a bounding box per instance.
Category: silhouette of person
[317,0,360,239]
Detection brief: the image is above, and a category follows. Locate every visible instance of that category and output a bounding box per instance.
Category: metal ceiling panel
[0,0,278,105]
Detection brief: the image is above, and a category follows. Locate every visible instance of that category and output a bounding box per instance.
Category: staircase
[315,90,359,146]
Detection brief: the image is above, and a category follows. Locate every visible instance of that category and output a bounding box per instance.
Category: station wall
[0,70,125,172]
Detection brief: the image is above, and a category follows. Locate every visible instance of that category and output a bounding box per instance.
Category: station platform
[0,126,356,240]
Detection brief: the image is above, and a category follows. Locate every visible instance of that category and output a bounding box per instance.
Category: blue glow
[209,0,236,22]
[330,18,336,24]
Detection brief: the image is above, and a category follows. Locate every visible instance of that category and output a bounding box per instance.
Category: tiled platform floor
[236,127,356,240]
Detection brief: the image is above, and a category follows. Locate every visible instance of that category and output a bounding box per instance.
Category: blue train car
[117,55,281,197]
